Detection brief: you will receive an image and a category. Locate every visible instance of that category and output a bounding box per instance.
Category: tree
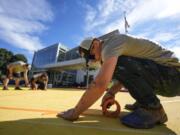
[10,54,27,63]
[0,48,28,78]
[0,48,13,77]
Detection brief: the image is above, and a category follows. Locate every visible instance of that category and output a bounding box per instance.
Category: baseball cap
[79,37,94,50]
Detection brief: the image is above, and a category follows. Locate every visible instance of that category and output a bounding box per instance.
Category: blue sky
[0,0,180,63]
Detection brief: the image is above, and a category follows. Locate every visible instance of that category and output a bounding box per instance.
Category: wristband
[106,91,115,97]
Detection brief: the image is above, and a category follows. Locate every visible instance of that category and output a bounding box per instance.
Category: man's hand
[25,83,30,87]
[30,82,37,90]
[101,92,115,108]
[57,108,79,121]
[8,74,13,79]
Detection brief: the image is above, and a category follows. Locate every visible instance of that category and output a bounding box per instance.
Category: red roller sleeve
[102,99,121,118]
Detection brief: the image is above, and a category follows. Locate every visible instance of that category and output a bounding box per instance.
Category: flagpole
[124,11,130,34]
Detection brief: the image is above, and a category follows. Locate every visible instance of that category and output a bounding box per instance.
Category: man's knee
[117,56,133,66]
[114,56,136,75]
[38,82,45,90]
[117,56,137,71]
[113,56,144,83]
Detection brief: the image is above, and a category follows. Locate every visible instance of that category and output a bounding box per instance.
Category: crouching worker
[3,61,30,90]
[30,72,48,90]
[57,34,180,129]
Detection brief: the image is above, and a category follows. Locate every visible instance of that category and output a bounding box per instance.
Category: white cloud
[0,0,53,52]
[157,0,180,19]
[169,46,180,60]
[85,5,97,31]
[84,0,138,33]
[0,31,42,52]
[152,32,177,42]
[126,0,180,29]
[84,0,180,34]
[152,31,180,59]
[0,15,47,34]
[170,39,180,58]
[0,0,53,21]
[98,0,122,18]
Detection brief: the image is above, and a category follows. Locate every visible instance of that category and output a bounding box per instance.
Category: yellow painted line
[0,93,29,98]
[0,106,58,114]
[0,106,102,116]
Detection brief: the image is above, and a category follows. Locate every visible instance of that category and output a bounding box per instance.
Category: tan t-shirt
[101,34,180,69]
[8,61,26,73]
[33,73,48,82]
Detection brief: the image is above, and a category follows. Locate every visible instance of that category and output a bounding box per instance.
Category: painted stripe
[0,106,58,113]
[0,106,101,116]
[0,98,180,115]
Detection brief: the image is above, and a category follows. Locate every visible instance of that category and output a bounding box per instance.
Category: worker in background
[30,72,48,90]
[3,61,30,90]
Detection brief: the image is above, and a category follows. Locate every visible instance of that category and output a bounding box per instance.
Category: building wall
[31,43,91,87]
[76,69,99,84]
[58,47,80,62]
[33,44,58,68]
[32,43,68,68]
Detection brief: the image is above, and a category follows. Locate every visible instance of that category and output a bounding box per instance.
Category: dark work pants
[37,81,45,90]
[113,56,180,109]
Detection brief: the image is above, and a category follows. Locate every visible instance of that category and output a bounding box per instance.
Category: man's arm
[23,70,29,86]
[7,65,13,79]
[31,80,37,90]
[60,57,118,120]
[107,81,123,95]
[44,76,48,90]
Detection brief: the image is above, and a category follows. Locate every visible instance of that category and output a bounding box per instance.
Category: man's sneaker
[120,105,168,129]
[125,102,141,111]
[3,86,8,90]
[15,87,22,90]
